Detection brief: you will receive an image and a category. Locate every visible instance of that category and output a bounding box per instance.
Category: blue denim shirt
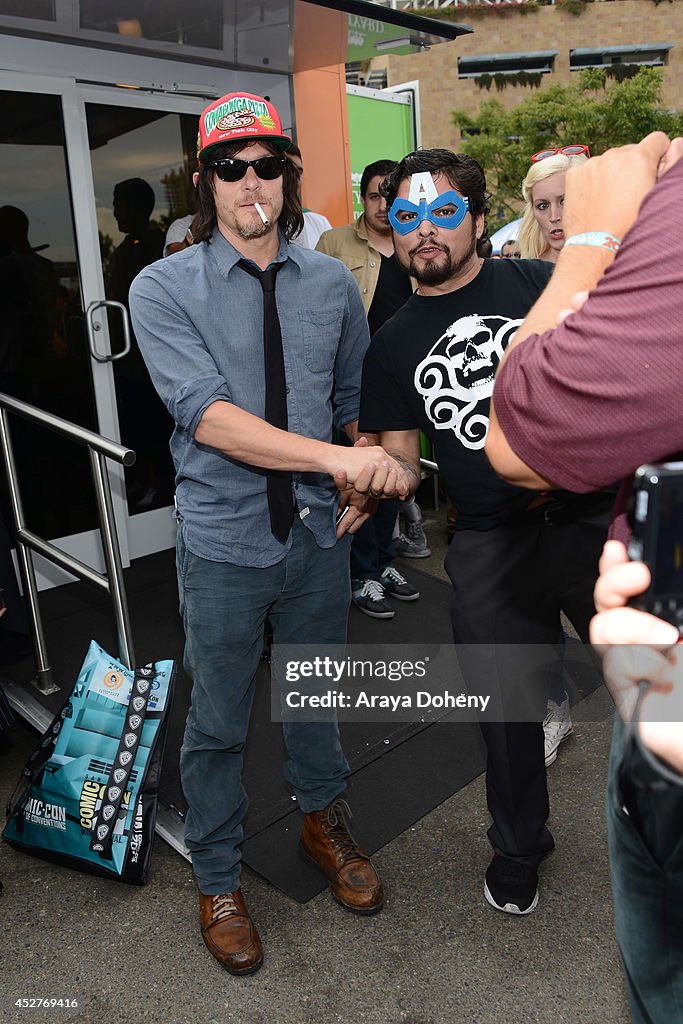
[129,228,370,566]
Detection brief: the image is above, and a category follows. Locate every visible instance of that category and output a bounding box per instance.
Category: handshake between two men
[331,434,420,539]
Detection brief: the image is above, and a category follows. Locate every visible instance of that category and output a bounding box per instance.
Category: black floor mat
[4,551,484,900]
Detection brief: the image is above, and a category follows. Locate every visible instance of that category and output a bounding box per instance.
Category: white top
[163,214,194,257]
[291,210,333,250]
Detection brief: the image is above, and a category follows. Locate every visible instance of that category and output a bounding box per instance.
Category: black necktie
[238,259,294,543]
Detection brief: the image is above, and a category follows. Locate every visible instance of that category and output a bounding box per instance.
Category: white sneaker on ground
[543,697,573,767]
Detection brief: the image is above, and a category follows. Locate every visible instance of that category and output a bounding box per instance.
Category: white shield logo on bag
[97,824,109,840]
[107,786,122,802]
[124,733,137,749]
[136,679,150,694]
[113,768,126,784]
[119,751,132,766]
[102,805,115,821]
[92,843,104,852]
[128,714,142,731]
[132,697,145,713]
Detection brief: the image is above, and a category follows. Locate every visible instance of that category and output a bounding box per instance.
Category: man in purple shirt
[487,132,683,1024]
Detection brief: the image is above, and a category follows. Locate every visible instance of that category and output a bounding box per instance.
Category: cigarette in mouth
[254,202,269,225]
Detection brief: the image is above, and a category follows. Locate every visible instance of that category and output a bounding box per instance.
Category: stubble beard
[236,219,273,241]
[216,193,281,241]
[406,220,477,287]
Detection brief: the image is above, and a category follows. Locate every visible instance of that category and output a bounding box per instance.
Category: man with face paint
[358,149,611,915]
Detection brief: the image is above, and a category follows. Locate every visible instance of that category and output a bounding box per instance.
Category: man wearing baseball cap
[130,92,412,975]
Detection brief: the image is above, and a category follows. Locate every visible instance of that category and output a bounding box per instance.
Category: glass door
[83,92,201,558]
[0,73,207,584]
[0,78,107,586]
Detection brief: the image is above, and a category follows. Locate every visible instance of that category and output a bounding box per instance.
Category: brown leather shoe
[300,799,384,914]
[198,889,264,975]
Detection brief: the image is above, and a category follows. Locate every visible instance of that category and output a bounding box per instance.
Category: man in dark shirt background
[109,177,173,509]
[359,148,611,916]
[318,160,422,619]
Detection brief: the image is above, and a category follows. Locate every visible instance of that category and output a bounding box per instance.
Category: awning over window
[571,42,673,57]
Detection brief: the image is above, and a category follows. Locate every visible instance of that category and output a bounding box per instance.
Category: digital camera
[628,461,683,629]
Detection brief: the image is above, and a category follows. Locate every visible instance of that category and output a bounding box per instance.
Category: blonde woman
[519,145,590,262]
[520,146,594,765]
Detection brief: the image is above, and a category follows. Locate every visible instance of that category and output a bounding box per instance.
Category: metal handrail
[0,392,136,694]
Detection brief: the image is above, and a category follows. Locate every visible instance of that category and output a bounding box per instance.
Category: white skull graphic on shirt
[415,314,521,450]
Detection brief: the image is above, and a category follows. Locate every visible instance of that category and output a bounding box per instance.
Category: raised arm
[487,134,683,492]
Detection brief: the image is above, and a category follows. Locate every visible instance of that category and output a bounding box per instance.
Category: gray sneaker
[351,579,394,619]
[394,521,431,559]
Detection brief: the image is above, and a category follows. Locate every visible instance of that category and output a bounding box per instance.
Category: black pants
[445,512,608,864]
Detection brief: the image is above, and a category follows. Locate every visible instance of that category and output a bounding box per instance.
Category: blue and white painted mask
[388,172,469,236]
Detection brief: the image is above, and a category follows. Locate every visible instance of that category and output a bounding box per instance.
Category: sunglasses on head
[209,155,286,182]
[531,145,591,163]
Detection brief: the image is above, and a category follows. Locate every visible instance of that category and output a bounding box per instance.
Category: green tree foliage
[452,68,683,231]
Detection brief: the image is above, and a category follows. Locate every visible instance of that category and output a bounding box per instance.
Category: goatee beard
[408,220,477,286]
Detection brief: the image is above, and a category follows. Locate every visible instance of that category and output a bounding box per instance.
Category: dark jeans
[445,513,607,864]
[350,498,398,581]
[608,716,683,1023]
[177,517,351,894]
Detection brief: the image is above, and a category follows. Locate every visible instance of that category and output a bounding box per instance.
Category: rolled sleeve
[332,269,370,429]
[494,323,622,493]
[129,264,232,438]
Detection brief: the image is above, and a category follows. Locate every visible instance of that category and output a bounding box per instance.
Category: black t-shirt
[367,253,413,336]
[359,257,554,531]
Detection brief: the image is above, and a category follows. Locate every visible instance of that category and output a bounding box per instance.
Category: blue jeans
[607,716,683,1023]
[177,517,351,895]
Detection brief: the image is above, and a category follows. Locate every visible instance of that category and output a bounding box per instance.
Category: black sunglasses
[210,156,286,182]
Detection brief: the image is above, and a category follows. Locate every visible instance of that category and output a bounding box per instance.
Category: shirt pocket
[299,310,342,373]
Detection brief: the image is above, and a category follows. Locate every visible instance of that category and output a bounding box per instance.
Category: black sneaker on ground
[351,578,394,619]
[380,565,420,601]
[484,855,539,915]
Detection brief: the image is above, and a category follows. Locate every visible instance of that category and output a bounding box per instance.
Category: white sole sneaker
[484,881,539,916]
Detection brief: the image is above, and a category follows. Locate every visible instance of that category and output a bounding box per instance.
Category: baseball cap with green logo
[197,92,291,165]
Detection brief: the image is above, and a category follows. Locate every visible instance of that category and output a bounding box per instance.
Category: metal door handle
[86,299,132,363]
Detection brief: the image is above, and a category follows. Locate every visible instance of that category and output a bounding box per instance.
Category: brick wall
[372,0,682,150]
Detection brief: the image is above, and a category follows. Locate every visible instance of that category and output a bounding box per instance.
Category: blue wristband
[564,231,621,254]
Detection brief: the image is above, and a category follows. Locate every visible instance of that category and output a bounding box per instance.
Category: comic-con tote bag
[3,640,176,885]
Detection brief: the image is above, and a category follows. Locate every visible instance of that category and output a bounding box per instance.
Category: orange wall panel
[292,65,353,227]
[292,1,353,228]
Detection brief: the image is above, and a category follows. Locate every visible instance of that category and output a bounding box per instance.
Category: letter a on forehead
[408,172,439,204]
